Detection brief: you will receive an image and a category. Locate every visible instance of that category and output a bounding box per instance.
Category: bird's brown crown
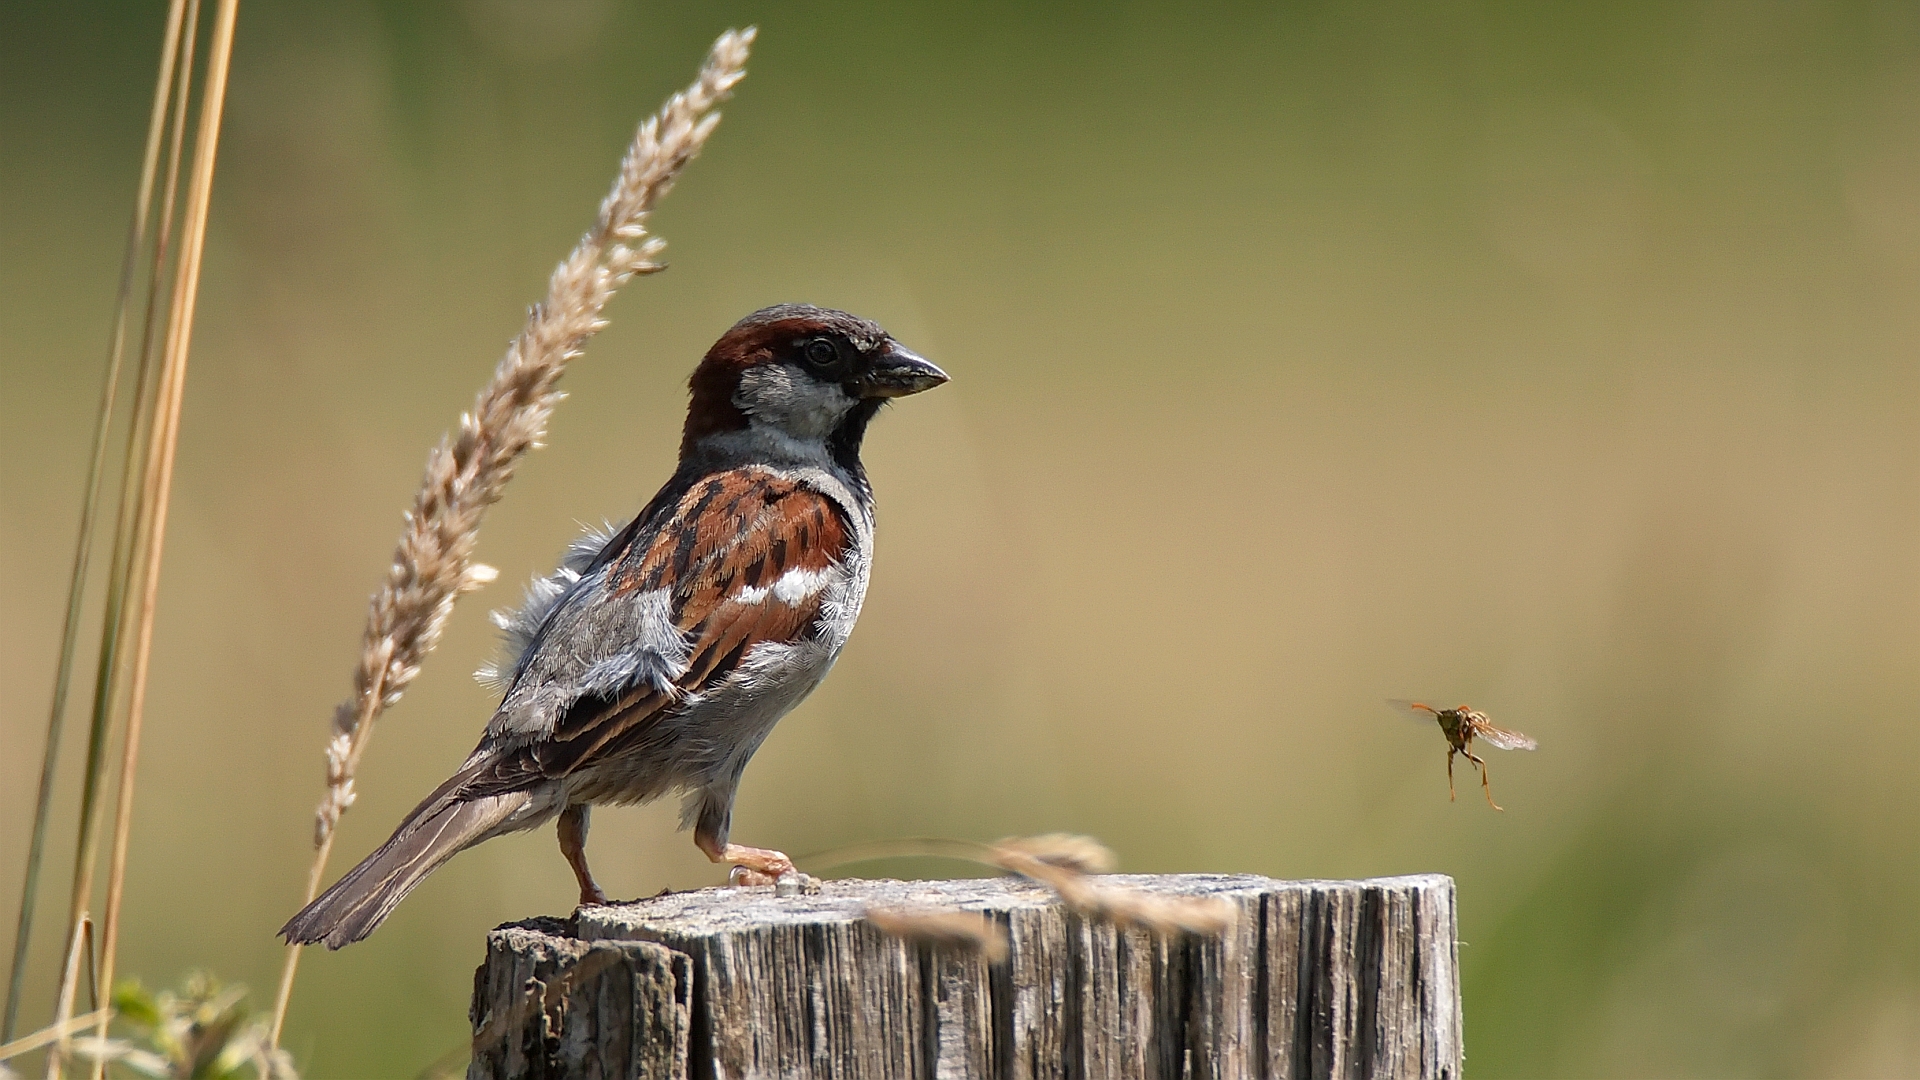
[680,304,890,454]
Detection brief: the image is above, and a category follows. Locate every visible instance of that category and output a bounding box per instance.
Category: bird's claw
[729,865,778,887]
[716,842,797,888]
[725,866,814,896]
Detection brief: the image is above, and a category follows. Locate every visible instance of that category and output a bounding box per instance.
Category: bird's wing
[467,467,851,794]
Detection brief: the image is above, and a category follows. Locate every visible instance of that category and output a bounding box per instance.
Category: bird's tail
[280,787,533,949]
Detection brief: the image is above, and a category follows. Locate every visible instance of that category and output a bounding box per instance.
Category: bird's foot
[728,866,815,896]
[727,865,777,886]
[577,882,610,908]
[720,844,812,893]
[720,843,793,879]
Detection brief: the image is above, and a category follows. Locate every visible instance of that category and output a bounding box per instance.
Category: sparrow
[281,304,947,948]
[1386,699,1538,810]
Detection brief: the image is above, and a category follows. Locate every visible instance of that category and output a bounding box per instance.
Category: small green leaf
[111,979,162,1030]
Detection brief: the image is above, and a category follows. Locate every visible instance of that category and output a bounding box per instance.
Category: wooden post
[468,873,1461,1080]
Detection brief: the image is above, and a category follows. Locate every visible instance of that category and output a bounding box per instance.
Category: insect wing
[1476,723,1537,751]
[1386,698,1441,722]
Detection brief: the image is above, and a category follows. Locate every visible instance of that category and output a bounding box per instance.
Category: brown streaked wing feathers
[503,470,851,783]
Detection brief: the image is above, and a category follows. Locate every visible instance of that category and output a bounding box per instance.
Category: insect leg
[1465,749,1502,811]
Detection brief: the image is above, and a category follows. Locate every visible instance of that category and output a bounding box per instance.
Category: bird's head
[681,304,948,467]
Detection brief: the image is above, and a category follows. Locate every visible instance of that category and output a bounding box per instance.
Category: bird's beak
[859,342,949,398]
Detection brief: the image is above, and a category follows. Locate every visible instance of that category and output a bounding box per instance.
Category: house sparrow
[282,304,947,948]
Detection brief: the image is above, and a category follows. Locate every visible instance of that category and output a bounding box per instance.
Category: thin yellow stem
[263,831,331,1053]
[90,4,241,1079]
[1,0,190,1045]
[0,1010,111,1065]
[46,0,197,1054]
[266,661,383,1049]
[796,837,1006,872]
[41,917,88,1080]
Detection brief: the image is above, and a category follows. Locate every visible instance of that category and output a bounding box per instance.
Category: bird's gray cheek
[733,366,855,439]
[732,366,802,423]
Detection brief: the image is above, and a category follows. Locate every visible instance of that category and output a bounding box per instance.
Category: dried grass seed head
[866,907,1010,963]
[990,839,1237,938]
[306,28,754,850]
[990,833,1117,875]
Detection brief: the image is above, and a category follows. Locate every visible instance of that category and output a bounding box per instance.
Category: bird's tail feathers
[280,787,533,949]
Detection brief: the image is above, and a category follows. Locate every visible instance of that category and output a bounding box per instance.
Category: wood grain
[468,875,1460,1079]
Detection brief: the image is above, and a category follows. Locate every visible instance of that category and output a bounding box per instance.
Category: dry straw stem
[989,833,1118,875]
[42,919,92,1079]
[864,908,1010,963]
[268,27,756,1052]
[807,833,1233,938]
[797,832,1119,875]
[85,4,242,1079]
[988,839,1238,937]
[62,0,204,975]
[49,0,209,1068]
[0,1011,111,1067]
[0,0,192,1043]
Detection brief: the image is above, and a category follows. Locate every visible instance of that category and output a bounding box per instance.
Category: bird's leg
[1465,750,1502,811]
[1446,749,1458,802]
[694,827,794,887]
[558,804,609,907]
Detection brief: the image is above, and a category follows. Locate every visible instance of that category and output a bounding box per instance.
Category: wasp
[1387,700,1537,810]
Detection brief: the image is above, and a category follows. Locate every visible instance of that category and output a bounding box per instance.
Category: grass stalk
[864,908,1010,962]
[2,0,190,1046]
[811,834,1236,936]
[0,1010,111,1066]
[47,0,204,1062]
[41,918,90,1080]
[799,834,1117,876]
[86,5,242,1078]
[61,0,202,973]
[263,650,383,1052]
[47,0,202,1068]
[264,28,755,1053]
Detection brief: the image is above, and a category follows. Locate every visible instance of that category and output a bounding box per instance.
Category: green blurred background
[6,1,1920,1075]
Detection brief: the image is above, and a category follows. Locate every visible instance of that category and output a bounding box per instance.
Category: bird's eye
[804,338,837,367]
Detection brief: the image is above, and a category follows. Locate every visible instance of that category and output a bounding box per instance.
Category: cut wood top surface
[579,873,1427,934]
[471,873,1462,1080]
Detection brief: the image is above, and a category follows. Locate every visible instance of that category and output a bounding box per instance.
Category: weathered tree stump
[468,873,1460,1080]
